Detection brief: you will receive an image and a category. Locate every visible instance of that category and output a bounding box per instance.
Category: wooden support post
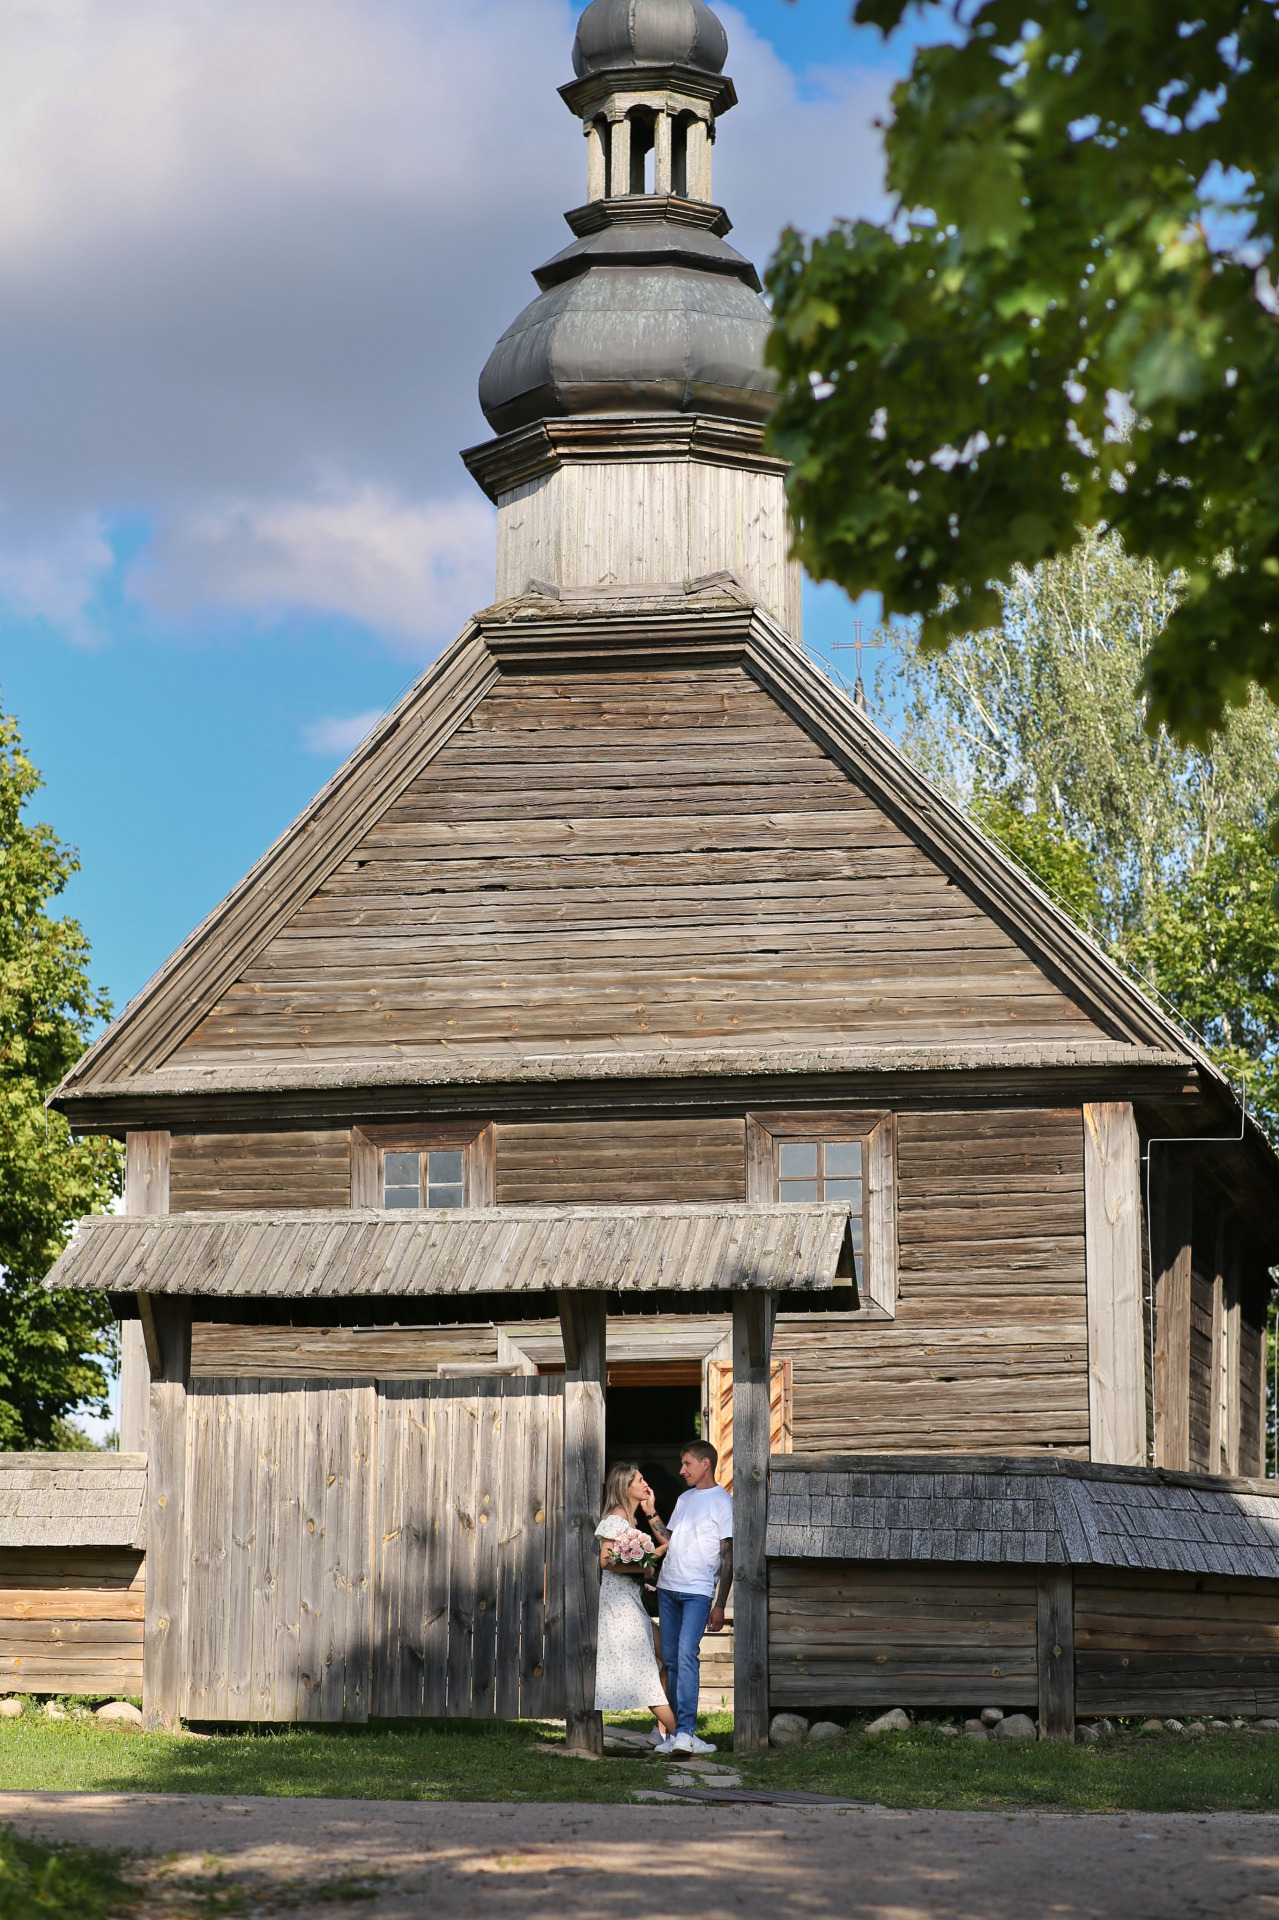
[558,1291,606,1756]
[143,1297,191,1733]
[1225,1234,1242,1477]
[1037,1568,1075,1742]
[123,1131,170,1456]
[1083,1104,1146,1465]
[732,1290,773,1756]
[1152,1156,1193,1471]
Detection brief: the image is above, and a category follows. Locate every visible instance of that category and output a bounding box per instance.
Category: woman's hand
[634,1474,658,1519]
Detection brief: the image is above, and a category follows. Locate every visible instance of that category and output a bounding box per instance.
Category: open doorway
[605,1362,702,1523]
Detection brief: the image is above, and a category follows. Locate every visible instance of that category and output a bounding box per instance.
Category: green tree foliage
[768,0,1279,743]
[888,529,1279,1127]
[0,708,120,1450]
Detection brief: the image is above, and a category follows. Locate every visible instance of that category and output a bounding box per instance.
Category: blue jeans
[657,1588,713,1737]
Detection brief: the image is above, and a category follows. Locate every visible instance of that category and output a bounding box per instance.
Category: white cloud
[0,513,114,637]
[140,486,497,649]
[302,709,385,757]
[0,0,890,649]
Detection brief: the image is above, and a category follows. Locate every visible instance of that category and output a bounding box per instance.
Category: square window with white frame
[776,1136,867,1285]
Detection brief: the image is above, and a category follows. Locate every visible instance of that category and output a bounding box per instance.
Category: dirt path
[2,1793,1276,1918]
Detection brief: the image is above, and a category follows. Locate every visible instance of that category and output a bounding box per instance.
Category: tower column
[609,116,632,199]
[586,119,608,200]
[686,116,712,201]
[654,110,673,195]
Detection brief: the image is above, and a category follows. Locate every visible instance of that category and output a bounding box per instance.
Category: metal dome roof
[572,0,730,77]
[478,208,774,436]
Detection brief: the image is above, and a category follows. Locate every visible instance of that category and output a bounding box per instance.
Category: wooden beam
[124,1130,170,1458]
[143,1298,191,1734]
[136,1294,163,1378]
[1037,1568,1075,1743]
[1225,1232,1242,1478]
[559,1291,605,1756]
[1152,1155,1193,1471]
[1083,1103,1145,1466]
[1210,1210,1227,1474]
[732,1291,773,1756]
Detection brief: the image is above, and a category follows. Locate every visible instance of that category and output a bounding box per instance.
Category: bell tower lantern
[462,0,801,641]
[565,0,734,204]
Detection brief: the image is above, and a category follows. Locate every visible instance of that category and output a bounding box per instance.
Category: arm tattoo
[648,1514,671,1543]
[713,1539,733,1613]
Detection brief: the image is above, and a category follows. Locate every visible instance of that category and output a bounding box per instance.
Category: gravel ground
[2,1793,1278,1918]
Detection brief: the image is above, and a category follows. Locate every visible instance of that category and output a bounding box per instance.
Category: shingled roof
[767,1455,1279,1582]
[0,1454,147,1551]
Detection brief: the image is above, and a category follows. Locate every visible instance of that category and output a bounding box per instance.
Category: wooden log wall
[0,1550,144,1699]
[773,1109,1090,1456]
[769,1562,1040,1711]
[1075,1569,1279,1719]
[190,1323,502,1379]
[170,1132,350,1211]
[495,1119,746,1205]
[176,666,1103,1068]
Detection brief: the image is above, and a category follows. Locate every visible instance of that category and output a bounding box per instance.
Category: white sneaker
[669,1731,694,1756]
[646,1725,666,1746]
[653,1734,682,1755]
[689,1735,717,1754]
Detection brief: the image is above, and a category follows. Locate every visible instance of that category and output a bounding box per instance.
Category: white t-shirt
[657,1485,734,1599]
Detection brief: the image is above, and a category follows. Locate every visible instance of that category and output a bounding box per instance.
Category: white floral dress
[593,1514,667,1711]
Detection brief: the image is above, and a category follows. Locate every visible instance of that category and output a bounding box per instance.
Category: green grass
[1,1704,1278,1813]
[0,1827,137,1920]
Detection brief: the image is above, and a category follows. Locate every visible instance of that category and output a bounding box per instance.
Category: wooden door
[372,1376,565,1720]
[184,1377,376,1723]
[705,1360,793,1494]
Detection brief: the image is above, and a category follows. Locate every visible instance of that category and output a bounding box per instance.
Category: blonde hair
[601,1460,642,1522]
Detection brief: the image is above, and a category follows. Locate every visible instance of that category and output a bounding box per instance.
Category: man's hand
[707,1606,726,1634]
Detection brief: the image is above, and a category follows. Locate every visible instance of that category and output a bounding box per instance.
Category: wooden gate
[182,1375,564,1722]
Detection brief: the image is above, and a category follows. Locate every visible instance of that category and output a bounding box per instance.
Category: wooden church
[11,0,1279,1748]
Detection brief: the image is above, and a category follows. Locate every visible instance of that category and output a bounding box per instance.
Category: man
[648,1438,732,1757]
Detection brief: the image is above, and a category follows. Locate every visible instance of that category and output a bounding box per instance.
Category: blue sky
[0,0,921,1023]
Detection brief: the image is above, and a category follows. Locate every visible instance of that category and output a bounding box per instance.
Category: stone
[864,1709,911,1737]
[1164,1719,1185,1734]
[1139,1719,1166,1734]
[1255,1720,1279,1733]
[1184,1722,1207,1738]
[768,1713,809,1748]
[993,1713,1037,1742]
[0,1698,23,1719]
[964,1726,988,1742]
[1210,1719,1230,1731]
[1230,1719,1248,1730]
[808,1721,845,1744]
[937,1724,959,1738]
[963,1718,986,1735]
[1076,1724,1101,1745]
[42,1701,67,1720]
[980,1708,1004,1727]
[96,1701,143,1727]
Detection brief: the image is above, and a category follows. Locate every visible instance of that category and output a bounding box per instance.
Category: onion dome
[478,205,773,436]
[572,0,730,78]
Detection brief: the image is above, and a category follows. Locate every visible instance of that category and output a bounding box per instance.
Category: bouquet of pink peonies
[606,1526,660,1574]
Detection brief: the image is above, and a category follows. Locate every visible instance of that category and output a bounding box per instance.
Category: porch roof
[45,1202,858,1301]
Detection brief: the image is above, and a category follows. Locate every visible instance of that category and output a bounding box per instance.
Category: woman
[594,1461,676,1741]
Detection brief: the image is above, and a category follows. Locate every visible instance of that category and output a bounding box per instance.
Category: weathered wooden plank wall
[372,1377,564,1720]
[769,1562,1039,1710]
[170,1132,351,1211]
[0,1550,144,1698]
[773,1109,1090,1455]
[184,1379,374,1723]
[190,1324,502,1379]
[1075,1569,1279,1718]
[176,667,1103,1070]
[495,1119,746,1204]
